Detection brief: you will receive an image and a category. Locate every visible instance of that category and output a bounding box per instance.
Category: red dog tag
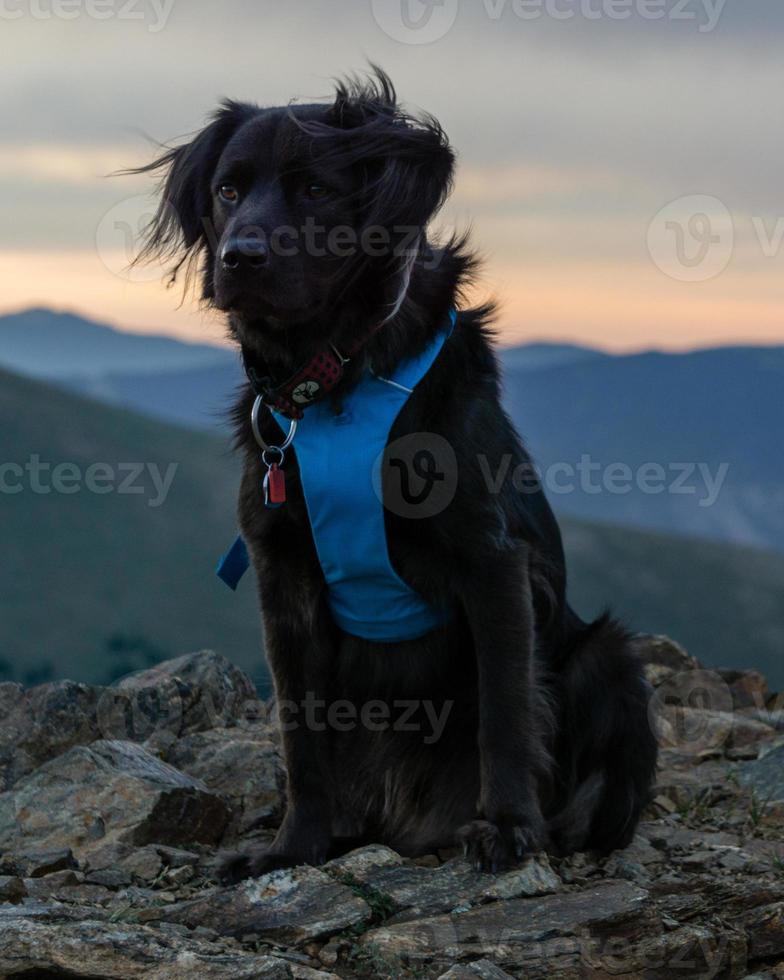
[264,463,286,508]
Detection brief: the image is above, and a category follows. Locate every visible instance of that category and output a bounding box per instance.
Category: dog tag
[263,463,286,508]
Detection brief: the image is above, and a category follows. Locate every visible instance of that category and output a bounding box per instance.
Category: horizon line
[3,303,783,358]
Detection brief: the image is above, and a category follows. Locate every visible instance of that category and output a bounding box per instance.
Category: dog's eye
[304,183,330,201]
[218,184,239,203]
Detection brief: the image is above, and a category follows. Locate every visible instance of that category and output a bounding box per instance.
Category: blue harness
[218,309,456,643]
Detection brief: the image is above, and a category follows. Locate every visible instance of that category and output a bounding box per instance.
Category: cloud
[1,0,782,347]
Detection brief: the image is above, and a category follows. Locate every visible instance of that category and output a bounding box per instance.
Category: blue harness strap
[276,309,456,642]
[217,310,456,643]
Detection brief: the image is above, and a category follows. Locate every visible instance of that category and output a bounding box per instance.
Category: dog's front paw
[457,815,546,873]
[215,820,332,884]
[215,844,296,884]
[215,837,333,884]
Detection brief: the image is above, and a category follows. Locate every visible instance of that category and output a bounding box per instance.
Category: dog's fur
[134,68,657,877]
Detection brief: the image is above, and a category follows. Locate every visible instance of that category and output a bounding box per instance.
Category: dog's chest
[271,316,455,643]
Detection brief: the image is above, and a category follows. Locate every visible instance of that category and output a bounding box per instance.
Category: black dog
[134,68,657,877]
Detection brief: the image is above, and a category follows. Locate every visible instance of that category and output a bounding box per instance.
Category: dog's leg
[218,555,336,883]
[456,545,551,872]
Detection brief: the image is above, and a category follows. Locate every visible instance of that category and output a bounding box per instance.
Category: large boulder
[0,652,260,792]
[0,680,104,789]
[164,726,285,837]
[99,650,260,742]
[0,739,230,860]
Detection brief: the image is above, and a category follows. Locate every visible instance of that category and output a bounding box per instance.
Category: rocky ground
[0,641,783,979]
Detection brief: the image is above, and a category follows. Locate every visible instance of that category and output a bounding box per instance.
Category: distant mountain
[0,365,264,690]
[499,342,607,372]
[502,346,784,552]
[0,308,234,378]
[1,366,782,688]
[2,308,782,555]
[563,519,784,688]
[62,361,244,432]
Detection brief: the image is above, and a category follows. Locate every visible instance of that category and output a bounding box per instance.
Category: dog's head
[135,68,454,353]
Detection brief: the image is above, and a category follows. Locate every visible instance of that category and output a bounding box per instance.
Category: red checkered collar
[241,323,383,421]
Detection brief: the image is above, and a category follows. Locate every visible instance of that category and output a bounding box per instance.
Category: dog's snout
[221,235,269,272]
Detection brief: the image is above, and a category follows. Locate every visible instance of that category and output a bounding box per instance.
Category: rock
[0,875,26,902]
[103,651,258,740]
[85,866,132,888]
[154,844,201,868]
[632,634,700,672]
[1,638,783,977]
[164,726,285,835]
[477,854,561,900]
[0,740,230,858]
[741,708,784,732]
[290,967,342,980]
[655,706,774,755]
[728,714,778,749]
[742,902,784,961]
[740,741,784,801]
[329,846,558,923]
[21,870,83,900]
[0,847,78,878]
[718,668,770,710]
[117,845,163,882]
[24,877,113,905]
[437,961,517,979]
[324,844,405,877]
[0,902,291,978]
[0,680,103,789]
[362,881,650,973]
[613,833,664,866]
[159,866,372,943]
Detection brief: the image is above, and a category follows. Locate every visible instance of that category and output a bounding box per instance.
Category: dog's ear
[130,100,254,282]
[302,68,455,235]
[358,109,455,237]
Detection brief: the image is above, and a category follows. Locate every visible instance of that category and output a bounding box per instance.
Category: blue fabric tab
[216,534,250,591]
[273,309,456,642]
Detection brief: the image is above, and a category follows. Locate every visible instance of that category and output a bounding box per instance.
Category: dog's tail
[547,612,658,854]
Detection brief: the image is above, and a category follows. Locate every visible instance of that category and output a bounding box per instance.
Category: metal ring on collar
[251,395,297,452]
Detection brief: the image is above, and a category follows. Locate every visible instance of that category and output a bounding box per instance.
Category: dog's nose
[221,236,269,271]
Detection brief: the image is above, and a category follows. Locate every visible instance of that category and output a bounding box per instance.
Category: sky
[1,0,783,351]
